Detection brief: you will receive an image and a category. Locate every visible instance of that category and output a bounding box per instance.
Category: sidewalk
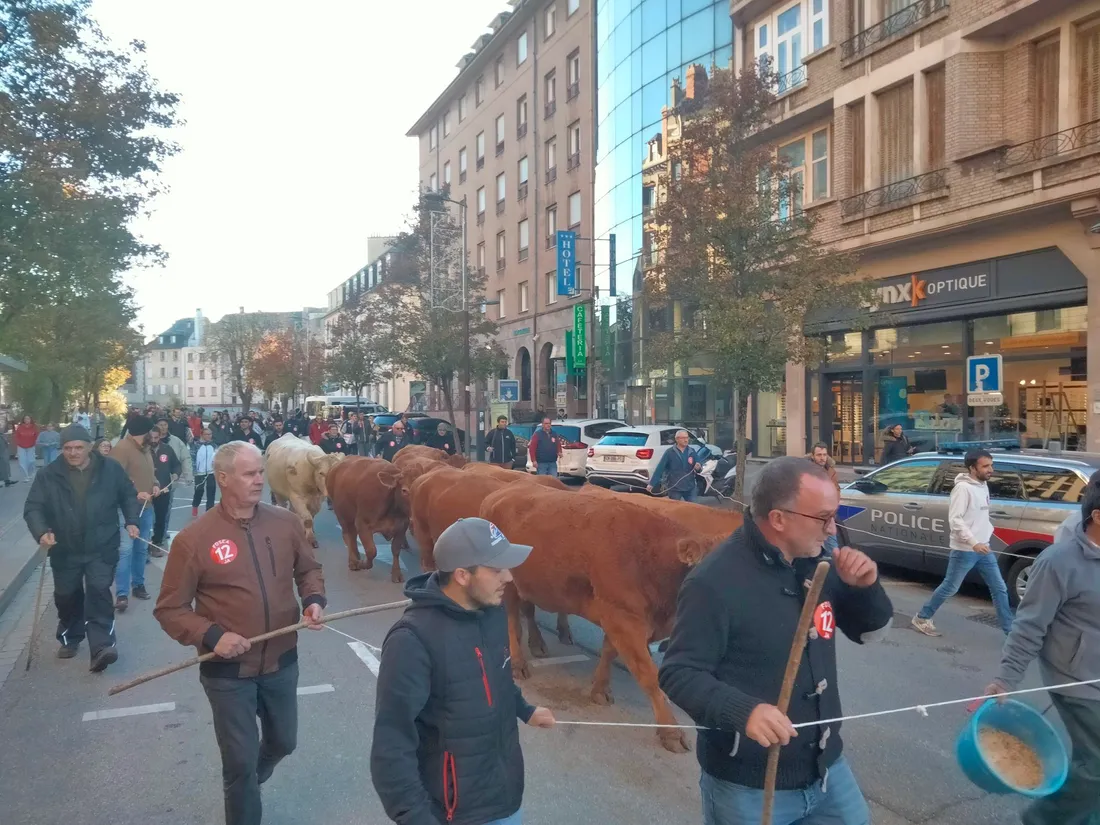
[0,469,41,621]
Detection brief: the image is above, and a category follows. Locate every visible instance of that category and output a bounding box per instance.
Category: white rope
[325,623,384,656]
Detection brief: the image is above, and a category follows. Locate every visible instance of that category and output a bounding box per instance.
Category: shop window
[872,321,963,364]
[865,460,939,494]
[973,307,1087,357]
[825,331,862,364]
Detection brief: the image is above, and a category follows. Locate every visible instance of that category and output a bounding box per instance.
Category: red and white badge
[159,453,168,463]
[813,601,836,641]
[210,539,238,565]
[688,455,694,465]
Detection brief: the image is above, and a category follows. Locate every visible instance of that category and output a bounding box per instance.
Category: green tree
[325,310,382,409]
[647,62,873,500]
[0,0,180,348]
[372,196,506,436]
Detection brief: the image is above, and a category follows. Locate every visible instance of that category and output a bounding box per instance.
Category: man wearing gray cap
[371,518,555,825]
[23,425,140,671]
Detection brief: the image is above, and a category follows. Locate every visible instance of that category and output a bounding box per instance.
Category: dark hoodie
[881,430,912,465]
[370,572,534,825]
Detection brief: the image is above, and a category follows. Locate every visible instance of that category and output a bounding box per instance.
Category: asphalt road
[0,480,1045,824]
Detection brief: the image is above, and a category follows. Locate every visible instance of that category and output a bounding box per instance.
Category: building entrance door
[825,372,864,464]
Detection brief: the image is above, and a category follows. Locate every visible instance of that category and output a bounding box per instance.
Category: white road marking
[530,654,591,668]
[297,683,335,696]
[348,641,380,676]
[82,702,176,722]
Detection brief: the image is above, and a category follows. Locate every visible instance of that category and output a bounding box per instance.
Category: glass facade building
[593,0,734,443]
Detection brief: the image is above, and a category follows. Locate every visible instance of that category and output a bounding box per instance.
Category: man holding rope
[659,456,893,825]
[111,414,159,611]
[647,429,704,501]
[980,479,1100,825]
[23,425,140,671]
[154,440,326,825]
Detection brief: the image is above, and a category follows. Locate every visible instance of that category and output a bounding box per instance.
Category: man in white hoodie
[911,448,1014,636]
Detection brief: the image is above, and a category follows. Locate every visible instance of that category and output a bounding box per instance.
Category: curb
[0,541,44,622]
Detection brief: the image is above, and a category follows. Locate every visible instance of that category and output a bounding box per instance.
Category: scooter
[711,450,738,498]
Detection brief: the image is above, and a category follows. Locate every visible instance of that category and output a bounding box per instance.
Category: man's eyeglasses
[780,509,837,528]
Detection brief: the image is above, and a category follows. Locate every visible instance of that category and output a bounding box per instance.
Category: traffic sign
[967,391,1004,407]
[497,379,519,402]
[967,355,1002,393]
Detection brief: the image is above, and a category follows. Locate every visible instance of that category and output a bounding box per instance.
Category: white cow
[265,434,344,547]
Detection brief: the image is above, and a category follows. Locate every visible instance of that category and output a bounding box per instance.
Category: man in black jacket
[378,420,411,462]
[658,456,892,825]
[423,421,457,456]
[485,416,516,468]
[23,425,140,671]
[231,416,265,449]
[371,518,555,825]
[149,429,181,550]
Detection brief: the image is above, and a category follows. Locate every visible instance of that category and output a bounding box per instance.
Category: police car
[837,441,1099,607]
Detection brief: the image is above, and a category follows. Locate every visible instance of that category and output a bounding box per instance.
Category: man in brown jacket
[809,441,841,554]
[110,414,159,610]
[154,440,326,825]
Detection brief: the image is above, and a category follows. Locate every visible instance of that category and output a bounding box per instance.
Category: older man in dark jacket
[23,425,140,671]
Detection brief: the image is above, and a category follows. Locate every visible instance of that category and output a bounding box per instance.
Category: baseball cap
[434,518,532,573]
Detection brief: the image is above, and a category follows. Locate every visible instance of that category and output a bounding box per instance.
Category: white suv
[525,418,627,479]
[585,425,720,494]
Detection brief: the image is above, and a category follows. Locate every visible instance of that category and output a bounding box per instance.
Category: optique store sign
[869,263,991,312]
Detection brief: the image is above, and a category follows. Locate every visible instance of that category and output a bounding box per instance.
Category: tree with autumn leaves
[647,61,873,499]
[251,327,327,410]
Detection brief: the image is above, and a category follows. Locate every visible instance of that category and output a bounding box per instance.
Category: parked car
[371,413,428,440]
[521,418,627,479]
[837,443,1100,606]
[585,425,721,495]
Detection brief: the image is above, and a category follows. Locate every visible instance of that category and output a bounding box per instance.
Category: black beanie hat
[127,416,153,436]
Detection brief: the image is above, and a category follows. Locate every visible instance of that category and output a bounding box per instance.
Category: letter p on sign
[967,355,1002,394]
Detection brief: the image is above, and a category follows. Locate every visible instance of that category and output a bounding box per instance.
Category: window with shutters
[850,101,865,193]
[878,81,914,185]
[1035,37,1060,136]
[926,66,945,170]
[1077,21,1100,124]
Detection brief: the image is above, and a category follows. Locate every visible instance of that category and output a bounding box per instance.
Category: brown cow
[481,484,721,753]
[393,445,467,468]
[409,467,511,571]
[327,457,412,582]
[462,461,570,490]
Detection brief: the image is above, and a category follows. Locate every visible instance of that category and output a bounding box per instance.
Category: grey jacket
[995,521,1100,701]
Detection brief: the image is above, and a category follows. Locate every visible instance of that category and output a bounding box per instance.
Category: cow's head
[377,468,412,516]
[445,454,468,468]
[308,452,345,497]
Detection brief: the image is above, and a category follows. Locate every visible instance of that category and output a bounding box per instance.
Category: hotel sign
[870,263,991,312]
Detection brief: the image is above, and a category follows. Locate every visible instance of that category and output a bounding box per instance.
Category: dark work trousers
[192,473,216,511]
[152,488,172,545]
[1023,693,1100,825]
[50,554,116,656]
[200,661,299,825]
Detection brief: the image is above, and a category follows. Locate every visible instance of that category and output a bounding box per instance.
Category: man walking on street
[528,418,563,476]
[977,480,1100,825]
[658,457,893,824]
[912,448,1014,637]
[379,420,410,462]
[149,429,181,556]
[486,416,516,469]
[155,441,326,825]
[647,430,703,502]
[808,442,840,553]
[111,415,159,611]
[192,427,217,516]
[23,425,140,672]
[0,426,13,487]
[371,517,555,825]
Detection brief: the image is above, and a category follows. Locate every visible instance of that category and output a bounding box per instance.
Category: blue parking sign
[497,379,519,402]
[967,355,1002,393]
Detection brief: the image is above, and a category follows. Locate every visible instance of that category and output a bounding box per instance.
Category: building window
[429,125,438,150]
[519,219,529,260]
[159,351,164,361]
[519,280,530,312]
[878,81,914,185]
[477,186,486,215]
[545,136,557,178]
[187,369,194,380]
[443,109,451,137]
[567,0,579,14]
[459,94,468,121]
[568,190,581,227]
[173,351,178,360]
[476,131,486,168]
[1035,36,1060,136]
[754,1,827,89]
[459,146,468,180]
[173,366,179,377]
[429,172,438,191]
[211,368,216,379]
[517,94,528,136]
[778,127,829,215]
[444,160,451,186]
[496,171,506,204]
[517,30,528,64]
[475,75,485,105]
[567,120,581,166]
[187,387,194,397]
[495,55,505,88]
[497,289,506,319]
[850,100,865,193]
[546,203,557,244]
[926,66,945,170]
[497,230,506,270]
[477,241,486,272]
[160,367,165,377]
[642,184,654,215]
[187,352,193,362]
[544,70,557,117]
[567,49,580,99]
[495,114,505,154]
[545,3,556,38]
[1077,21,1100,123]
[199,369,205,379]
[546,272,557,303]
[519,155,529,185]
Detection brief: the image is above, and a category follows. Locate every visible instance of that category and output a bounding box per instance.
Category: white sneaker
[911,616,942,637]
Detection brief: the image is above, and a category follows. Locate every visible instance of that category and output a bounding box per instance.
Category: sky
[90,0,507,339]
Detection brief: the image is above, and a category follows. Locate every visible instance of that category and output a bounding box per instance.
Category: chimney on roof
[685,64,708,101]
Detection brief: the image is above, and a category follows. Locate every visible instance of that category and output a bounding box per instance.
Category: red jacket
[308,420,327,445]
[14,422,39,449]
[188,415,203,439]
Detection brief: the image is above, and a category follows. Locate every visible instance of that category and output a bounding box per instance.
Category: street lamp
[420,191,472,458]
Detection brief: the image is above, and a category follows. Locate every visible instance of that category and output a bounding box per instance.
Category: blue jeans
[701,758,870,825]
[115,506,153,597]
[918,550,1014,633]
[17,446,35,479]
[536,461,558,476]
[41,446,58,466]
[669,486,698,502]
[485,813,522,825]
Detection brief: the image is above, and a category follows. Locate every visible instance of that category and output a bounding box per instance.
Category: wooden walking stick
[24,546,49,672]
[762,560,831,825]
[107,599,411,696]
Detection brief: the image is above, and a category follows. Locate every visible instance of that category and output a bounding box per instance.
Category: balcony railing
[497,257,506,272]
[518,182,529,201]
[841,0,948,61]
[517,123,528,139]
[519,247,529,262]
[567,81,580,101]
[496,140,505,157]
[546,166,557,184]
[997,118,1100,170]
[477,211,486,226]
[545,100,557,119]
[776,64,807,95]
[496,199,506,215]
[476,156,485,170]
[567,152,580,171]
[840,168,947,217]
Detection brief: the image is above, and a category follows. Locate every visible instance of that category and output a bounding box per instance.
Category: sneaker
[148,546,165,558]
[89,647,118,673]
[132,586,151,600]
[191,507,199,518]
[911,616,942,637]
[57,642,80,659]
[115,595,128,612]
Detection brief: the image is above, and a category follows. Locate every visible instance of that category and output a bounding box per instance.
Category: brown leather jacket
[154,502,326,678]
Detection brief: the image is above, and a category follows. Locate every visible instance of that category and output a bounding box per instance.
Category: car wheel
[1006,554,1036,608]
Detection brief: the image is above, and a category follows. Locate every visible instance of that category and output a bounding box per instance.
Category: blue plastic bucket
[956,699,1069,797]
